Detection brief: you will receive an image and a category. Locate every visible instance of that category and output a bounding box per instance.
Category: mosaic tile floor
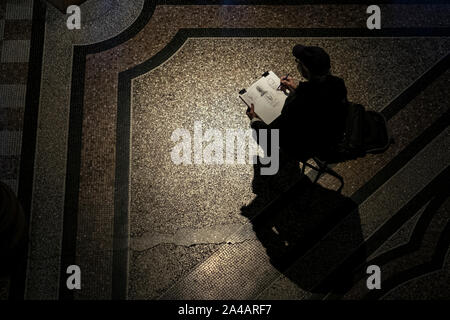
[0,0,449,300]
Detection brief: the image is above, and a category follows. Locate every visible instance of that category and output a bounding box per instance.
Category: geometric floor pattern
[0,0,449,300]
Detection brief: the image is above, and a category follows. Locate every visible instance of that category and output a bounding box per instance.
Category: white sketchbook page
[240,71,287,125]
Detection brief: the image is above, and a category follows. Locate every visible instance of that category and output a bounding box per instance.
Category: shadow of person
[241,154,365,295]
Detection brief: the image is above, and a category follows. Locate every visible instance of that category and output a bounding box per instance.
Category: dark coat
[253,75,348,160]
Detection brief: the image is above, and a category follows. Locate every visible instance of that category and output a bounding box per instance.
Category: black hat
[292,45,331,76]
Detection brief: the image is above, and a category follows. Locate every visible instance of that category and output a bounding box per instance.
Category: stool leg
[302,161,323,183]
[323,166,344,193]
[312,159,326,184]
[311,158,344,192]
[313,170,323,184]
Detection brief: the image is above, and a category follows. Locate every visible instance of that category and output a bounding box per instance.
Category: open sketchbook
[239,71,288,125]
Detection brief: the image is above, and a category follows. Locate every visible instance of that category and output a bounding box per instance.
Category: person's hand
[246,103,259,120]
[279,76,297,92]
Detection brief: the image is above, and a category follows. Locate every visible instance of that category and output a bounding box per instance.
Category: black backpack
[323,102,391,161]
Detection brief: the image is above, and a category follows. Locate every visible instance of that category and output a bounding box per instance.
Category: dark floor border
[381,53,450,120]
[8,0,47,301]
[298,109,450,299]
[157,0,450,4]
[352,107,450,205]
[365,186,449,300]
[59,0,157,301]
[283,107,450,299]
[115,27,450,299]
[315,154,450,296]
[371,219,450,299]
[120,27,450,82]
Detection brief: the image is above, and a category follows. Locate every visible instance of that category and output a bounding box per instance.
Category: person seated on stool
[247,44,349,162]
